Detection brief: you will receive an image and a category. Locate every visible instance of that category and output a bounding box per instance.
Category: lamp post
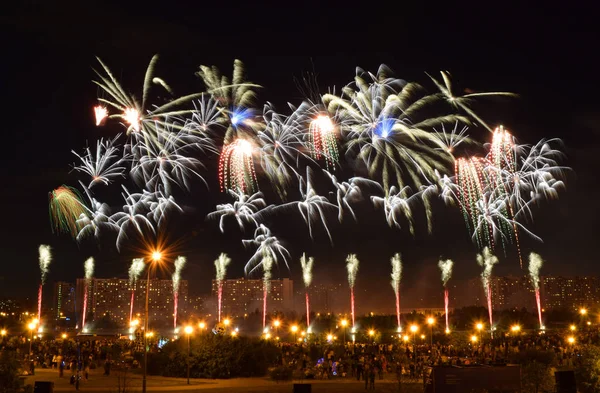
[410,325,418,360]
[341,319,348,343]
[273,319,280,337]
[27,321,37,357]
[184,325,193,385]
[427,317,435,347]
[368,329,375,343]
[476,322,483,343]
[143,250,162,393]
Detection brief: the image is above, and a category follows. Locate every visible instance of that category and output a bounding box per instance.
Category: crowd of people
[0,327,597,387]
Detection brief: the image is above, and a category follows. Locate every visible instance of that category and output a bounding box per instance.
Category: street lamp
[410,325,418,358]
[291,325,298,342]
[580,308,587,316]
[1,329,6,337]
[27,321,37,356]
[511,325,521,334]
[471,335,478,344]
[143,250,163,393]
[184,325,193,385]
[369,329,375,342]
[341,319,348,343]
[570,324,576,332]
[198,321,206,330]
[567,336,575,345]
[61,333,67,340]
[327,334,333,342]
[272,319,280,336]
[427,317,435,347]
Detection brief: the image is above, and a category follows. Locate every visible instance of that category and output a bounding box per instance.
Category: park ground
[24,368,423,393]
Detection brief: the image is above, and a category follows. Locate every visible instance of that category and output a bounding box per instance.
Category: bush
[0,351,23,393]
[148,334,279,379]
[269,365,293,382]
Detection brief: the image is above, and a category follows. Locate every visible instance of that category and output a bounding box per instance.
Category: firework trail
[207,190,266,233]
[128,258,145,324]
[346,254,359,327]
[172,256,186,330]
[300,253,314,327]
[438,259,454,332]
[214,253,231,322]
[390,253,402,329]
[38,245,52,322]
[49,186,87,238]
[262,255,274,329]
[71,135,126,188]
[219,139,258,193]
[477,248,498,335]
[528,252,544,329]
[82,257,94,330]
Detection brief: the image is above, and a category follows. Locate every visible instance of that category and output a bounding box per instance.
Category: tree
[514,349,556,393]
[575,345,600,393]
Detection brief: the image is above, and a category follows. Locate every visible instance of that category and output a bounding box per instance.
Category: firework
[276,167,337,242]
[438,259,454,332]
[207,190,267,233]
[219,139,258,193]
[131,121,209,195]
[258,104,308,198]
[72,135,127,188]
[528,252,544,329]
[146,190,184,227]
[309,115,338,169]
[94,55,204,135]
[82,257,94,330]
[390,253,402,330]
[128,258,145,323]
[371,185,418,235]
[172,256,186,330]
[214,253,232,322]
[262,254,274,329]
[427,71,517,132]
[94,105,108,126]
[323,65,467,191]
[300,253,314,327]
[49,186,87,238]
[242,224,290,275]
[111,186,156,251]
[477,248,498,335]
[196,59,261,143]
[346,254,359,327]
[38,245,52,322]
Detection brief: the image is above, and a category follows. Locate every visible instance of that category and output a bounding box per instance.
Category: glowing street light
[369,329,375,337]
[511,325,521,333]
[223,318,231,327]
[1,329,7,337]
[580,308,587,316]
[403,335,409,343]
[61,333,67,339]
[570,325,576,332]
[341,319,348,343]
[27,320,37,355]
[198,322,206,330]
[471,335,478,343]
[327,334,333,342]
[291,325,298,342]
[567,336,575,344]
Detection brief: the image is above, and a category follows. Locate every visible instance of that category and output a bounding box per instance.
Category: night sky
[1,2,599,308]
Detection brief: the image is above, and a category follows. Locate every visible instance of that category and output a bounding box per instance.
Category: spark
[124,108,141,131]
[371,185,418,235]
[111,186,156,251]
[128,258,145,285]
[38,245,52,285]
[477,247,498,331]
[215,253,231,323]
[438,259,454,287]
[84,257,95,280]
[528,252,543,290]
[346,254,359,289]
[300,253,314,288]
[94,105,108,126]
[172,256,186,329]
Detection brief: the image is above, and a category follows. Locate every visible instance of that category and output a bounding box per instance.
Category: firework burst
[528,252,544,329]
[438,259,454,332]
[242,224,290,275]
[261,254,274,329]
[72,135,127,188]
[49,186,87,238]
[207,190,267,233]
[309,115,338,169]
[172,256,186,329]
[219,139,258,193]
[300,253,314,327]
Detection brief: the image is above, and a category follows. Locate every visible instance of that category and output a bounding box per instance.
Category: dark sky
[1,1,599,307]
